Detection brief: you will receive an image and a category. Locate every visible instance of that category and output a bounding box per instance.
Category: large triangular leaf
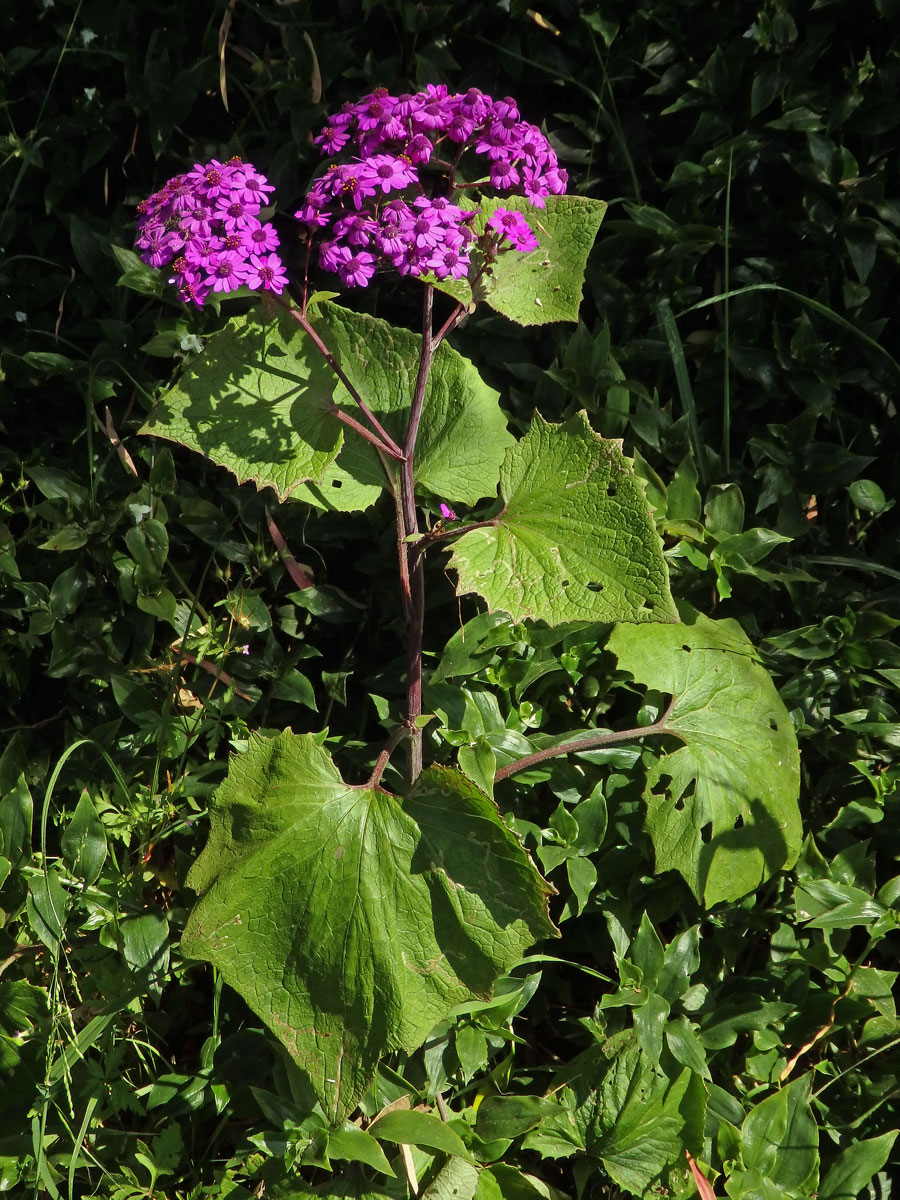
[447,412,677,626]
[296,302,513,511]
[181,732,555,1123]
[607,608,802,906]
[434,195,607,326]
[141,306,344,502]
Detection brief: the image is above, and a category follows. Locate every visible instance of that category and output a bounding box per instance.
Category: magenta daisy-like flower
[403,134,433,164]
[490,160,521,190]
[427,245,469,281]
[204,255,248,293]
[185,159,233,199]
[247,223,280,252]
[315,123,352,155]
[333,213,376,247]
[360,154,418,194]
[338,250,377,288]
[488,208,539,252]
[137,229,181,268]
[244,252,288,294]
[218,199,259,232]
[232,167,275,206]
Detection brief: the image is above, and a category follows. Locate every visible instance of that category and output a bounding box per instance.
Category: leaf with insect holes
[607,607,802,906]
[447,412,676,626]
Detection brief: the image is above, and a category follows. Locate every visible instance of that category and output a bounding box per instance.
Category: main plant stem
[399,284,434,785]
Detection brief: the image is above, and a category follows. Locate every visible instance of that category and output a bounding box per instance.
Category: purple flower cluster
[135,158,286,307]
[296,85,567,289]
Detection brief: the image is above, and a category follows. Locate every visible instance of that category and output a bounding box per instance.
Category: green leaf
[295,302,513,512]
[475,1096,563,1141]
[584,1036,705,1195]
[665,1016,710,1078]
[0,980,48,1038]
[325,1125,397,1176]
[795,879,888,929]
[38,526,87,552]
[487,1165,558,1200]
[630,912,664,989]
[607,607,802,905]
[819,1131,897,1199]
[0,979,48,1082]
[435,196,608,326]
[121,908,170,1002]
[458,740,496,800]
[448,412,676,626]
[26,869,69,955]
[181,732,555,1122]
[125,520,168,579]
[141,306,344,502]
[0,774,33,867]
[421,1158,480,1200]
[370,1110,471,1159]
[848,478,888,513]
[60,790,107,884]
[740,1077,818,1196]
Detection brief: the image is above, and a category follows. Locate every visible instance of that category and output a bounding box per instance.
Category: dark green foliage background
[1,0,899,1196]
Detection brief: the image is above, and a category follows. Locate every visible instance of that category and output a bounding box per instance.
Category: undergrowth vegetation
[1,1,899,1197]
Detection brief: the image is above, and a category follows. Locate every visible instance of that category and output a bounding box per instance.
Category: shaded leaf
[819,1131,897,1199]
[740,1077,818,1195]
[26,869,69,955]
[60,790,107,884]
[141,306,344,502]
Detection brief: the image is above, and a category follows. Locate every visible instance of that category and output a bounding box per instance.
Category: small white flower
[83,87,97,102]
[15,311,27,323]
[80,28,97,46]
[179,333,204,355]
[41,0,54,8]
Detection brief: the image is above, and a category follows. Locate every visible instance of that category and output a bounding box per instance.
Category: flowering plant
[129,86,802,1137]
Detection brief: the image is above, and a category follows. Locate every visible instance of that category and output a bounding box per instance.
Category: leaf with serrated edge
[295,301,513,511]
[607,607,802,905]
[434,196,607,326]
[448,412,677,626]
[181,732,555,1122]
[585,1034,705,1196]
[141,306,343,501]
